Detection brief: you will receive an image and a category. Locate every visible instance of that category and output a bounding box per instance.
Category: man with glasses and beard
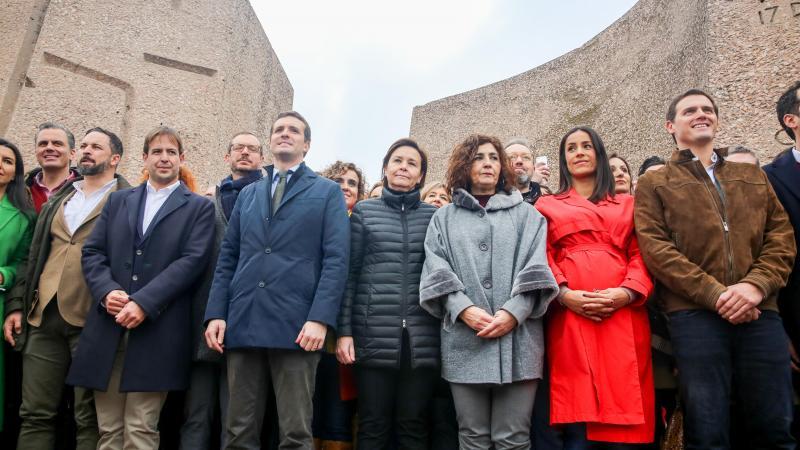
[4,128,130,450]
[504,139,546,205]
[180,131,267,449]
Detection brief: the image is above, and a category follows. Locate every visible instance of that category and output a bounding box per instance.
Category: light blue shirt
[792,147,800,163]
[270,163,301,196]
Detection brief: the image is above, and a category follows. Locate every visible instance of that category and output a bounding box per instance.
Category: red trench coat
[536,190,654,443]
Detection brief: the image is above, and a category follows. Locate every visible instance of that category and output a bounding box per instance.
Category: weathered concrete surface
[410,0,800,182]
[1,0,293,186]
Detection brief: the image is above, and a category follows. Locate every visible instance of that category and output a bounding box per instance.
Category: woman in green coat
[0,137,35,431]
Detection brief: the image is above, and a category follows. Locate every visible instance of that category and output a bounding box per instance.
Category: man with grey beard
[504,138,546,205]
[4,128,130,450]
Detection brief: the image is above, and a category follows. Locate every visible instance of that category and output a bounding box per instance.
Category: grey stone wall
[1,0,293,187]
[409,0,800,183]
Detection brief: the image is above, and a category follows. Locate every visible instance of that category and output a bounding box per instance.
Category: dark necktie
[272,171,288,215]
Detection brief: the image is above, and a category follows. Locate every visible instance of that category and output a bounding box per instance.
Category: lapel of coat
[141,183,190,242]
[73,183,119,235]
[773,152,800,203]
[275,164,315,214]
[0,196,20,234]
[125,184,145,238]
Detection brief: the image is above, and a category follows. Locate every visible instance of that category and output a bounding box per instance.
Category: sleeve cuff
[444,291,474,326]
[501,295,534,327]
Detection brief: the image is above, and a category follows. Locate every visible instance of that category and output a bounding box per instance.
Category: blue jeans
[669,309,795,450]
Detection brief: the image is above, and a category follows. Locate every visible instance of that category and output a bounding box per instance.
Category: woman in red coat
[536,127,654,447]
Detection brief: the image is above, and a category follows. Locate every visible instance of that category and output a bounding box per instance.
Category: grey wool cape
[420,188,558,384]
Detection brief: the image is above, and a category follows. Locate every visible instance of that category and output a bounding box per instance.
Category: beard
[515,172,531,187]
[78,160,108,176]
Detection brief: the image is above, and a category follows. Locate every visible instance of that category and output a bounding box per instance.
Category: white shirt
[695,151,719,183]
[792,148,800,163]
[142,179,181,234]
[270,163,301,196]
[63,178,117,235]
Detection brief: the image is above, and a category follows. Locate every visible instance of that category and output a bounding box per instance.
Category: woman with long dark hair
[419,134,558,449]
[336,138,440,449]
[536,127,654,447]
[0,138,35,432]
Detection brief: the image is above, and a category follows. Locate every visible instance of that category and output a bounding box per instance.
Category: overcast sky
[252,0,639,183]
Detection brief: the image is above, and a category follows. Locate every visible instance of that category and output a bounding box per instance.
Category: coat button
[264,248,271,254]
[258,281,266,288]
[136,249,143,256]
[132,275,139,281]
[478,211,485,218]
[479,243,488,251]
[482,279,492,289]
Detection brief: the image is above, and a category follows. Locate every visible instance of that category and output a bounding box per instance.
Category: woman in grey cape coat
[419,134,558,450]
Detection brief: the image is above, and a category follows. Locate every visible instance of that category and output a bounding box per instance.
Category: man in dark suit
[66,126,215,450]
[204,111,350,449]
[765,80,800,371]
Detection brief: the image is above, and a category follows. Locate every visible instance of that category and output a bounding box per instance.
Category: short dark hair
[556,126,615,203]
[445,134,514,195]
[84,127,123,156]
[637,155,666,176]
[666,89,719,122]
[321,160,366,199]
[727,145,760,165]
[777,81,800,140]
[0,138,35,219]
[227,131,262,154]
[382,138,429,189]
[143,126,183,154]
[36,122,75,149]
[272,111,311,143]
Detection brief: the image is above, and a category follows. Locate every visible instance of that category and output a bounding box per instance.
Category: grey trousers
[179,361,229,450]
[225,348,320,450]
[17,301,98,450]
[450,380,538,450]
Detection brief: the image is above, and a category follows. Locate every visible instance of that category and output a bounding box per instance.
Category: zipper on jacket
[700,171,734,285]
[400,201,410,366]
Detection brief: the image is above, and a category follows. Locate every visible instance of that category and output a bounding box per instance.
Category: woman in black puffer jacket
[336,138,439,450]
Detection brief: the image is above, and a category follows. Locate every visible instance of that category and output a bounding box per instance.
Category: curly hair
[444,134,514,194]
[320,160,366,200]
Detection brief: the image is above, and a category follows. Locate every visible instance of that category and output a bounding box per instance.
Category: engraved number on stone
[758,6,779,24]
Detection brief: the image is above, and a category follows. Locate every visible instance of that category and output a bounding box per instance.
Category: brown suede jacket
[634,148,796,313]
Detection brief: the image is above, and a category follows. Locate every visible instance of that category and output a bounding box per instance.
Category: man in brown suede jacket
[635,89,796,449]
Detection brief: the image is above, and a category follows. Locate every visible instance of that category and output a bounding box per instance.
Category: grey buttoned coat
[420,188,558,384]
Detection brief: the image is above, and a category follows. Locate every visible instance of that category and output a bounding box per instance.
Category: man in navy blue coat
[765,81,800,369]
[204,111,350,449]
[67,126,215,450]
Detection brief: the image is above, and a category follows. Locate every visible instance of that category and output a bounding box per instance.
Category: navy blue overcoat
[764,150,800,348]
[204,163,350,350]
[67,183,215,392]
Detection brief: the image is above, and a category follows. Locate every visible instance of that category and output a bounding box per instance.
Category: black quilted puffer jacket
[338,187,440,369]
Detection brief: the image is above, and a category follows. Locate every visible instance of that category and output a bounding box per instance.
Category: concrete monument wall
[409,0,800,182]
[1,0,293,186]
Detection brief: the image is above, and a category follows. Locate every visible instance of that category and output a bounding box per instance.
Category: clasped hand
[105,290,146,329]
[561,288,631,322]
[459,306,517,338]
[715,282,763,324]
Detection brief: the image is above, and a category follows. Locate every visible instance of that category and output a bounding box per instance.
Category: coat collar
[0,194,21,233]
[381,186,421,210]
[552,188,620,207]
[452,188,522,211]
[261,162,317,218]
[126,181,192,241]
[670,147,729,166]
[770,148,800,201]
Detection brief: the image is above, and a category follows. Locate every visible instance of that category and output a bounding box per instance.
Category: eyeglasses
[508,154,533,162]
[231,144,260,153]
[334,177,359,188]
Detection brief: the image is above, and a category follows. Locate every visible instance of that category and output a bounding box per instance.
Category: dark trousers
[226,348,320,450]
[17,302,97,450]
[669,309,795,450]
[354,335,437,450]
[180,361,229,449]
[428,377,459,450]
[312,352,355,442]
[531,367,564,450]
